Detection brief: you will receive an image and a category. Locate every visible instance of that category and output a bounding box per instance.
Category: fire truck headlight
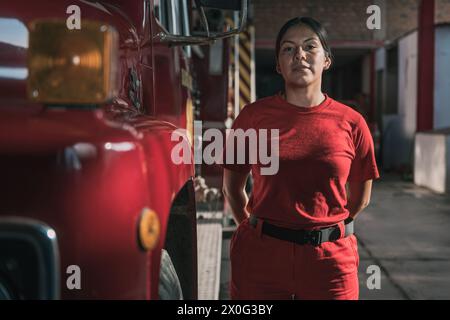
[138,208,161,251]
[27,20,119,105]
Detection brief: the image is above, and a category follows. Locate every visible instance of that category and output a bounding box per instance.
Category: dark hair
[275,17,333,66]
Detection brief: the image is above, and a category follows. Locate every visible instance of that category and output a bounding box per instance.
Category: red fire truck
[0,0,247,299]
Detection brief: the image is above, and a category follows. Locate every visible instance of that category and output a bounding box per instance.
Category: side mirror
[155,0,248,46]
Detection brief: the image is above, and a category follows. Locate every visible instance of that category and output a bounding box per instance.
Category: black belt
[249,215,354,246]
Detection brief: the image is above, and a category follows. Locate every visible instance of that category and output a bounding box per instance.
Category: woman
[221,17,380,300]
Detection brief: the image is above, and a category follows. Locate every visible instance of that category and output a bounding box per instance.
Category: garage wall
[434,25,450,129]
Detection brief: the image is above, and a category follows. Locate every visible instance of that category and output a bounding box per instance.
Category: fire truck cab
[0,0,247,299]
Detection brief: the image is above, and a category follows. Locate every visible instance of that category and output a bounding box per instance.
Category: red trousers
[230,218,360,300]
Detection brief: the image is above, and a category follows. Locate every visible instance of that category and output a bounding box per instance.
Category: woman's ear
[276,62,281,74]
[323,54,332,71]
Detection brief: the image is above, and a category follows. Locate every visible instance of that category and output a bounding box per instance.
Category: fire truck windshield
[0,18,28,80]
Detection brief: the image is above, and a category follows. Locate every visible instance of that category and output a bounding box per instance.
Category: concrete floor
[219,172,450,300]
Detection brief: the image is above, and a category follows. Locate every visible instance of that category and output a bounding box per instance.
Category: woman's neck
[283,84,325,107]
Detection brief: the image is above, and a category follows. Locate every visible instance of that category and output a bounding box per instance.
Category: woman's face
[277,24,331,88]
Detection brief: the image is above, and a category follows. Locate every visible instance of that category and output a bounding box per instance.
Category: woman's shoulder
[233,96,278,122]
[243,95,279,110]
[327,97,367,125]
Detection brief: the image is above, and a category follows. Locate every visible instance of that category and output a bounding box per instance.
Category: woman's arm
[222,168,251,225]
[345,179,373,221]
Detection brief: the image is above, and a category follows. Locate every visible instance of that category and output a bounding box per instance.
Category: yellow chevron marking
[239,81,251,99]
[239,47,251,67]
[240,65,251,85]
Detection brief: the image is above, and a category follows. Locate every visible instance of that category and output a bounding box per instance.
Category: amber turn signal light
[27,19,119,104]
[138,208,161,251]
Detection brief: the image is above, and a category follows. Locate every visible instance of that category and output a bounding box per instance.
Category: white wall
[399,31,418,138]
[396,31,418,167]
[414,130,450,194]
[414,133,447,193]
[414,27,450,193]
[434,26,450,129]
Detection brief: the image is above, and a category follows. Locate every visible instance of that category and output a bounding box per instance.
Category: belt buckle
[304,230,322,246]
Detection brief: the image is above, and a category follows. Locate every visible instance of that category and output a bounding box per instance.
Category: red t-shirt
[221,93,380,229]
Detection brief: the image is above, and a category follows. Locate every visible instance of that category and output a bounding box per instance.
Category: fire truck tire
[0,272,15,300]
[0,283,13,299]
[158,249,183,300]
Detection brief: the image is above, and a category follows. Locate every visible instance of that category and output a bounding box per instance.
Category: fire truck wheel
[0,282,14,299]
[159,249,183,300]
